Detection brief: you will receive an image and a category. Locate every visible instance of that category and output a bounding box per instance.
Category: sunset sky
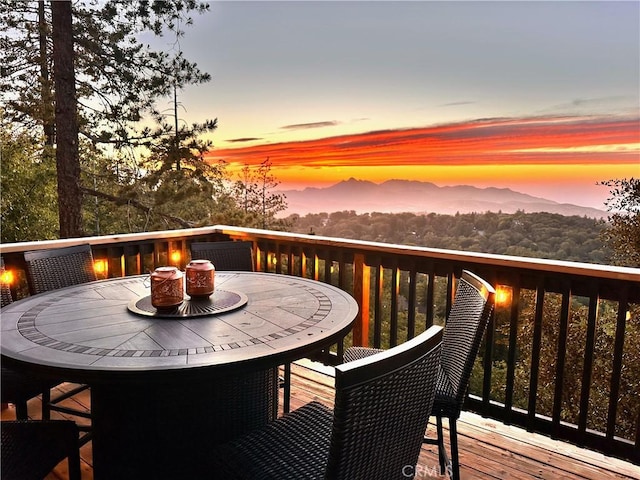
[153,1,639,209]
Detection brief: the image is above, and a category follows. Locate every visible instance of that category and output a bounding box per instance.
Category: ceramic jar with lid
[151,266,184,309]
[186,259,215,298]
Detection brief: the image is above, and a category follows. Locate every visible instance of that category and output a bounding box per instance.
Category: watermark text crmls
[403,464,453,478]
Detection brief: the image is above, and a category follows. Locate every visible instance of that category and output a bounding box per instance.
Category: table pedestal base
[90,369,278,480]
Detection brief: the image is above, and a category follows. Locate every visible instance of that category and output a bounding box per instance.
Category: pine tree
[1,0,214,237]
[233,158,289,230]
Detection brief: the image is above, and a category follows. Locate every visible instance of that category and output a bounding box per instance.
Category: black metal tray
[127,289,248,318]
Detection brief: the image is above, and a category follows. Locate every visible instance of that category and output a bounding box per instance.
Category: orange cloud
[206,115,639,173]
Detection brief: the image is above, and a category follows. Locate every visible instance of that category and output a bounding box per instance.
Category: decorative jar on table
[186,259,215,298]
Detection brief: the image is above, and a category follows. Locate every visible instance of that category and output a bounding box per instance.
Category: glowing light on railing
[93,260,107,276]
[170,251,182,265]
[1,269,14,285]
[495,286,512,306]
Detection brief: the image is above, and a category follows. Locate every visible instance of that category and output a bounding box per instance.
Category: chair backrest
[326,325,443,480]
[189,241,254,271]
[24,244,97,295]
[440,270,495,408]
[1,257,13,308]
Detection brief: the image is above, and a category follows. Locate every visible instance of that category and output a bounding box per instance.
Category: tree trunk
[38,1,55,146]
[52,0,82,238]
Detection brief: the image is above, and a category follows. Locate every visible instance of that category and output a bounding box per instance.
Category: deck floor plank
[2,362,638,480]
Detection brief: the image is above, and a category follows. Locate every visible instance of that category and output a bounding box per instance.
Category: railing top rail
[1,225,638,282]
[0,226,222,252]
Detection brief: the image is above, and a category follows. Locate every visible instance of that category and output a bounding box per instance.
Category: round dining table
[0,271,358,479]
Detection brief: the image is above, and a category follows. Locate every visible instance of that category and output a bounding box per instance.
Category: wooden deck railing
[1,225,639,464]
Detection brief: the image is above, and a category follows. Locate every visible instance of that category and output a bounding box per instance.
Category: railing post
[123,246,141,276]
[107,247,123,278]
[254,242,264,272]
[300,249,308,278]
[352,253,370,347]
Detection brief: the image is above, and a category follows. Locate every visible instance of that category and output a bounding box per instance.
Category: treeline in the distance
[286,210,611,265]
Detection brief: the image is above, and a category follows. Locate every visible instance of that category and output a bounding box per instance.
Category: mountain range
[278,178,608,218]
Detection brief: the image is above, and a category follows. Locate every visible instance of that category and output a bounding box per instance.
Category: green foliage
[1,0,220,236]
[599,178,640,267]
[1,1,291,237]
[0,128,58,242]
[289,210,612,265]
[492,292,640,441]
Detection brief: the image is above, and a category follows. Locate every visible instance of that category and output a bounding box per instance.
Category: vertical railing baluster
[275,243,282,275]
[153,241,168,269]
[504,280,521,425]
[445,271,454,317]
[352,253,370,348]
[300,247,308,278]
[107,247,123,277]
[552,280,571,439]
[323,250,332,284]
[578,283,599,442]
[123,246,140,276]
[140,244,155,274]
[390,265,399,347]
[309,248,319,280]
[606,285,628,441]
[337,251,346,290]
[480,273,496,415]
[527,279,545,432]
[407,268,417,339]
[254,242,264,272]
[374,264,383,348]
[425,266,435,329]
[287,245,295,276]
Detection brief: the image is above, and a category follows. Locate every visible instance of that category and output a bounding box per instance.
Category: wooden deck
[2,360,639,480]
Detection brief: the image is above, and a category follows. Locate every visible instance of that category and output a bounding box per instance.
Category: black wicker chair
[23,245,97,440]
[1,257,58,420]
[208,325,443,479]
[190,241,254,272]
[1,420,81,480]
[24,244,97,295]
[344,270,495,480]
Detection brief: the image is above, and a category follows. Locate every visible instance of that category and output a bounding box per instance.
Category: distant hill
[278,178,608,218]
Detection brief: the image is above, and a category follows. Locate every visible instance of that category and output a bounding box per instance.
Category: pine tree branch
[80,186,193,229]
